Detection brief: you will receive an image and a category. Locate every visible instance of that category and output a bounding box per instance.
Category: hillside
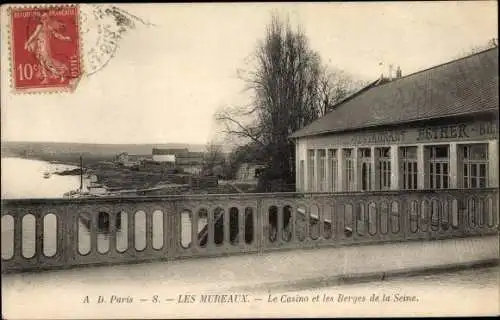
[1,141,208,157]
[0,141,215,166]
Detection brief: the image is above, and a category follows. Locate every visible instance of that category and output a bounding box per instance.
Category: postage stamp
[9,5,82,93]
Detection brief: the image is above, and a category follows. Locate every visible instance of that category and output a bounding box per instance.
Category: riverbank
[11,155,243,194]
[53,168,83,176]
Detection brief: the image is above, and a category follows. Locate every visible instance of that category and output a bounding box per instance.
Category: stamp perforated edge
[7,3,84,95]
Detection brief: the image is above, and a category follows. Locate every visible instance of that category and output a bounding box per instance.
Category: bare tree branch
[212,13,364,191]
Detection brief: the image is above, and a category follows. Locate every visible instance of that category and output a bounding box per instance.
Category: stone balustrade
[1,189,498,273]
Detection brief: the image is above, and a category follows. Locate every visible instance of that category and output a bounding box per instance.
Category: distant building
[151,148,205,175]
[116,152,142,167]
[236,163,265,182]
[176,151,204,175]
[152,148,187,163]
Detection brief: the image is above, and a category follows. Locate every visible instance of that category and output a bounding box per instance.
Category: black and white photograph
[1,2,498,318]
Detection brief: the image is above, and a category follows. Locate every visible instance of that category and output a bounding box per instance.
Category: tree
[216,14,361,191]
[202,140,225,176]
[318,66,367,115]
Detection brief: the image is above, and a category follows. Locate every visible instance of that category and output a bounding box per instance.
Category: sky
[1,2,498,145]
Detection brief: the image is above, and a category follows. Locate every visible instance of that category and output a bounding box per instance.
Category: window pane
[479,178,486,188]
[479,164,486,178]
[470,144,487,160]
[471,164,477,177]
[443,176,448,189]
[436,146,448,158]
[463,164,468,177]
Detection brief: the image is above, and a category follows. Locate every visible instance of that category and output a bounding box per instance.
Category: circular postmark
[79,4,136,76]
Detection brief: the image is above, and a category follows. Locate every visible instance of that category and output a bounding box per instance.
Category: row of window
[298,143,489,192]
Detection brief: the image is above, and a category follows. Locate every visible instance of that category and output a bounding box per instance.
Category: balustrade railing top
[2,188,496,205]
[1,189,498,273]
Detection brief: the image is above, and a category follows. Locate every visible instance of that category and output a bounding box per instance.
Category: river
[1,157,84,199]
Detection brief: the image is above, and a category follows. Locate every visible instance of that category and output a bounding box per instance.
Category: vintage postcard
[1,2,499,319]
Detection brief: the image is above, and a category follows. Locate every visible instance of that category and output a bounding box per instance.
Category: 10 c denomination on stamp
[9,5,82,93]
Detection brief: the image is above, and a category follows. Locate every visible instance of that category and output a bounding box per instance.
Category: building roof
[290,47,499,139]
[152,148,189,155]
[176,151,204,159]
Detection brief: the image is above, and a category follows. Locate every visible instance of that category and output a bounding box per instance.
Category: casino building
[290,47,499,193]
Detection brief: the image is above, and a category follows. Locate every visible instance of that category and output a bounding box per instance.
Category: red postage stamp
[9,5,82,93]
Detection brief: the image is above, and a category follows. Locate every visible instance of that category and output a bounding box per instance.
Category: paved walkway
[2,236,498,319]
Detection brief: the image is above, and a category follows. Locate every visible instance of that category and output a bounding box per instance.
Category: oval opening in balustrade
[244,207,254,244]
[97,212,110,254]
[310,205,320,240]
[409,200,419,233]
[390,201,400,234]
[268,206,278,243]
[343,203,353,238]
[430,199,441,231]
[467,198,477,228]
[229,207,239,245]
[78,212,91,255]
[43,213,58,257]
[451,199,459,228]
[180,210,192,249]
[282,206,292,242]
[486,197,496,228]
[477,198,486,227]
[22,214,36,259]
[134,211,147,251]
[420,200,429,232]
[368,202,377,236]
[355,202,365,236]
[98,211,111,231]
[441,200,450,231]
[379,202,389,235]
[213,207,224,246]
[1,215,14,260]
[152,210,164,250]
[116,211,128,253]
[323,204,333,239]
[295,205,307,241]
[197,208,209,248]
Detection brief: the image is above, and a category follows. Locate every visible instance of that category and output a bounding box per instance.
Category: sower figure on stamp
[24,12,71,84]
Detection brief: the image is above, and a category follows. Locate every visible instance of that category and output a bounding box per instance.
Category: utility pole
[80,155,83,191]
